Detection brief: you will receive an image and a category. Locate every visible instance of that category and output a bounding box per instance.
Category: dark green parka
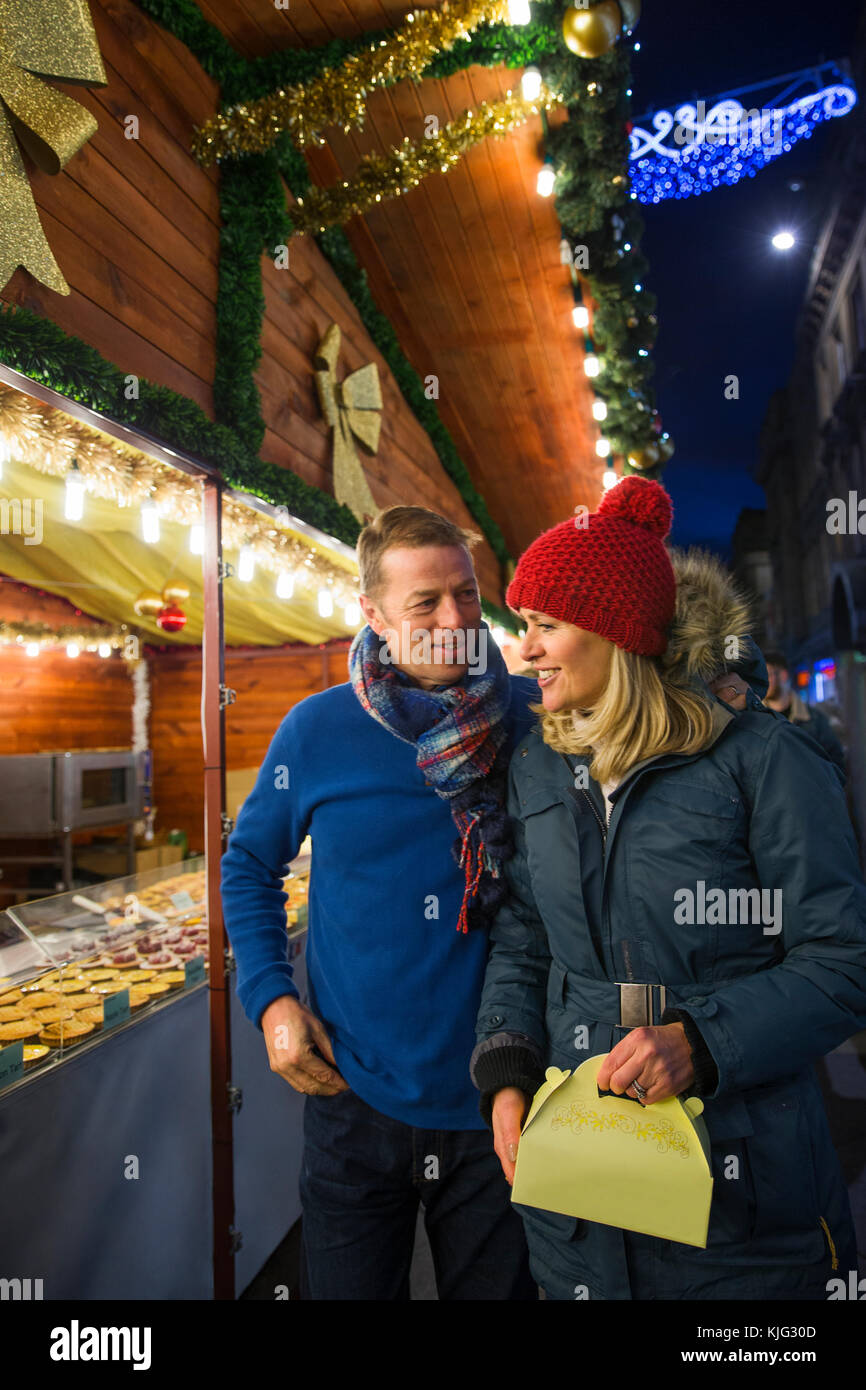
[473,552,866,1299]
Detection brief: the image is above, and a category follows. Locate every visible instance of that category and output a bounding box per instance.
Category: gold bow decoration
[313,323,381,525]
[0,0,107,295]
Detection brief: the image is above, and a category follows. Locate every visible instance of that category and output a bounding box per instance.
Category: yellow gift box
[511,1058,714,1248]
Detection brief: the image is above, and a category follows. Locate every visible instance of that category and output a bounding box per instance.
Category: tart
[127,987,151,1009]
[23,1044,50,1067]
[90,980,131,996]
[0,989,23,1007]
[22,991,64,1009]
[62,993,100,1011]
[81,966,120,981]
[33,1006,76,1024]
[56,977,90,993]
[0,1005,34,1023]
[0,1019,41,1042]
[137,980,172,998]
[160,971,186,989]
[38,1017,95,1046]
[78,1004,104,1028]
[123,969,157,984]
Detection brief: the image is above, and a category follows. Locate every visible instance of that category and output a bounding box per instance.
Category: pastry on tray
[21,991,64,1009]
[137,980,172,997]
[0,989,23,1006]
[33,1006,76,1024]
[23,1044,50,1067]
[78,1004,104,1028]
[0,1005,34,1023]
[161,971,186,988]
[123,969,157,984]
[63,993,100,1010]
[38,1017,95,1046]
[80,968,119,982]
[0,1019,41,1043]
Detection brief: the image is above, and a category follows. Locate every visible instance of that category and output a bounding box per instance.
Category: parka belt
[551,962,678,1029]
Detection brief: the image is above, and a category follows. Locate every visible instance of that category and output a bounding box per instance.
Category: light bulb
[602,469,618,490]
[344,600,361,627]
[772,230,795,251]
[318,588,334,618]
[536,164,555,197]
[508,0,531,22]
[66,643,80,659]
[141,499,160,544]
[25,642,39,657]
[65,467,85,522]
[189,523,204,555]
[238,545,255,582]
[521,66,542,101]
[596,438,611,458]
[98,642,111,658]
[276,570,295,599]
[572,304,590,329]
[584,354,601,378]
[592,400,608,422]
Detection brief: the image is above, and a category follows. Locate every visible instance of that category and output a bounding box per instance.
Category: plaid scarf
[349,622,514,933]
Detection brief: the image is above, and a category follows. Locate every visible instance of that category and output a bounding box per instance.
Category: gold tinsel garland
[0,385,360,608]
[192,0,509,163]
[291,87,563,235]
[0,619,133,653]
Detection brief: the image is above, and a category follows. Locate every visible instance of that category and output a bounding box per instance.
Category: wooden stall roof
[193,0,603,559]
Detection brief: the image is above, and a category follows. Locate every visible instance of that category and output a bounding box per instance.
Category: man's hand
[596,1023,694,1104]
[261,994,349,1096]
[491,1086,530,1186]
[708,671,749,710]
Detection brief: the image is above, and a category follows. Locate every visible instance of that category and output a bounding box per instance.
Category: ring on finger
[631,1079,648,1100]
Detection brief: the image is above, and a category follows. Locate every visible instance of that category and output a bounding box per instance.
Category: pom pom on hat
[506,476,676,656]
[596,473,672,538]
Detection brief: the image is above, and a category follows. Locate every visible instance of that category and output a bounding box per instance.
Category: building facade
[756,17,866,841]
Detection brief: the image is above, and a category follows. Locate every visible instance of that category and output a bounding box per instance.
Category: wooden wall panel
[0,0,510,606]
[149,642,351,851]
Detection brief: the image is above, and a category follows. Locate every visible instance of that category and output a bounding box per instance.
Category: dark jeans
[299,1087,538,1300]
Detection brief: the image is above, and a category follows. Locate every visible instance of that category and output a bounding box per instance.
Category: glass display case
[0,852,309,1089]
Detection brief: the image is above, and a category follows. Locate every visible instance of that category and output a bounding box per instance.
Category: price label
[0,1041,24,1089]
[185,956,206,988]
[103,989,130,1029]
[171,890,196,913]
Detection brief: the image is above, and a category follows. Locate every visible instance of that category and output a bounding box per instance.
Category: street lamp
[772,230,796,251]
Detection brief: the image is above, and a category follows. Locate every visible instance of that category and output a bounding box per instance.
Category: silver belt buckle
[616,982,666,1028]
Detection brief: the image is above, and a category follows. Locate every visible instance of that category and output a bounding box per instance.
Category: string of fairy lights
[0,391,515,654]
[0,387,364,652]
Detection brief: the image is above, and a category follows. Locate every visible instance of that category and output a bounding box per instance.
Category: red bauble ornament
[156,603,187,633]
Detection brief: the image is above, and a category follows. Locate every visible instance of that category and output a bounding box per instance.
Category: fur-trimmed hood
[665,547,758,686]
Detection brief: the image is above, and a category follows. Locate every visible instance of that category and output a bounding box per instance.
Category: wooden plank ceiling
[195,0,603,559]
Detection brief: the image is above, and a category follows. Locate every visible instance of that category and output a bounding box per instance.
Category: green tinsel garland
[0,301,362,545]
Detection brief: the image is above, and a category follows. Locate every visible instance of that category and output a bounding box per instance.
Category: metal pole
[201,475,234,1300]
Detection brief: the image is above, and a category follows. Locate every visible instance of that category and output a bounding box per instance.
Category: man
[762,649,846,774]
[220,505,539,1300]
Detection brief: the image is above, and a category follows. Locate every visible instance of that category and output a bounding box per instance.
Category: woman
[471,475,866,1301]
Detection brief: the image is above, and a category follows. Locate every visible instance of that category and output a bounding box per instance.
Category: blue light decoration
[628,64,857,204]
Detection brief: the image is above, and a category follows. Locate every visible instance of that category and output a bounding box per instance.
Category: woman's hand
[596,1023,694,1104]
[491,1086,531,1186]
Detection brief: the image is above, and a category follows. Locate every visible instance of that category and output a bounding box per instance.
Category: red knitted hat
[506,476,676,655]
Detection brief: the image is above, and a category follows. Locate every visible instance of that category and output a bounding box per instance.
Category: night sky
[630,0,862,556]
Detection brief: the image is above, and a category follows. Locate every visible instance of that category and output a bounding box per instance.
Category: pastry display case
[0,853,309,1090]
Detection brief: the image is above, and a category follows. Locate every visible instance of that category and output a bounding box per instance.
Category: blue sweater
[220,674,538,1129]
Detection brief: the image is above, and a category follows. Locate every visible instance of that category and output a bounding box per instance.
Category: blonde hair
[534,546,752,785]
[357,505,481,601]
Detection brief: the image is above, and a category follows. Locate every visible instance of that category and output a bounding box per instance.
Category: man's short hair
[763,649,789,669]
[357,505,481,601]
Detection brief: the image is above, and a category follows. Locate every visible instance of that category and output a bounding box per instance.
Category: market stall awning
[0,384,361,647]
